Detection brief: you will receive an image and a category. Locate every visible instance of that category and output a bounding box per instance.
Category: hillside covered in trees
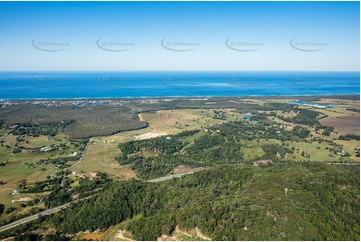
[27,163,361,240]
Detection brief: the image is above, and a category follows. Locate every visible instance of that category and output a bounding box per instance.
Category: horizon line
[0,70,359,72]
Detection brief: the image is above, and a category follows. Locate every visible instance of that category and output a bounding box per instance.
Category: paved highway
[0,171,195,233]
[0,202,71,233]
[147,171,195,183]
[326,162,359,165]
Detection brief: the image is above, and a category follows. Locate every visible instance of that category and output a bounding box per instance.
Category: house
[40,146,53,152]
[12,189,20,195]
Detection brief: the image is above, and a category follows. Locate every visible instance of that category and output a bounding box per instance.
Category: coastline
[0,94,359,102]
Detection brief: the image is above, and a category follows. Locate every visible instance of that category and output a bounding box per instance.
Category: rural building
[12,189,20,195]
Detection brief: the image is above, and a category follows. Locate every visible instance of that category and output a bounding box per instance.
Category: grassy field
[73,142,136,180]
[287,141,336,161]
[22,134,65,149]
[333,139,360,161]
[0,191,49,224]
[242,146,265,160]
[139,109,243,135]
[0,131,82,203]
[257,98,359,163]
[317,98,360,108]
[0,129,10,136]
[0,159,72,204]
[76,109,244,179]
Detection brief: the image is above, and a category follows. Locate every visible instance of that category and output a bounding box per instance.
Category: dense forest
[36,163,360,240]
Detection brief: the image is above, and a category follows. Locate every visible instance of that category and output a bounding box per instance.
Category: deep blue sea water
[0,71,359,99]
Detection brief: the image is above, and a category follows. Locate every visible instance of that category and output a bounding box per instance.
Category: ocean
[0,71,359,100]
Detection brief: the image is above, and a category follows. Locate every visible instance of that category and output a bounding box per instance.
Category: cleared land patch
[75,142,136,180]
[320,115,360,135]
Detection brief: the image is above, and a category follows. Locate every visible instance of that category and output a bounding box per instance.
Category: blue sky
[0,1,359,71]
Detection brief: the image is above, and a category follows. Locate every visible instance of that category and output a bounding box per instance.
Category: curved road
[147,171,194,183]
[0,202,72,233]
[0,171,195,233]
